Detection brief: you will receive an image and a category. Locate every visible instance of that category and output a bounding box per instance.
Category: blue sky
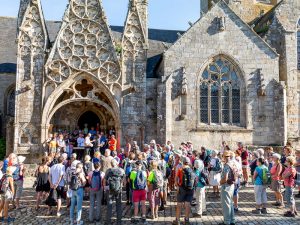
[0,0,201,30]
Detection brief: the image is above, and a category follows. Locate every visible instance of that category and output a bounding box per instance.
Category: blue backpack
[90,171,101,191]
[134,170,146,190]
[125,162,133,176]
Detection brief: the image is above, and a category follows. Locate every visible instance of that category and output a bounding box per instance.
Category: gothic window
[297,19,300,70]
[199,56,241,125]
[7,89,15,117]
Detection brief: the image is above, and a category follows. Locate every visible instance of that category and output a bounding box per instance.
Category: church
[0,0,299,159]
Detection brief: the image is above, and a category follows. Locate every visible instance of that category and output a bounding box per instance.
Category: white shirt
[77,137,85,147]
[49,163,65,187]
[85,136,93,147]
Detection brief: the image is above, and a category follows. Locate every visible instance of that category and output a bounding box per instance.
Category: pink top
[283,167,297,187]
[270,163,281,181]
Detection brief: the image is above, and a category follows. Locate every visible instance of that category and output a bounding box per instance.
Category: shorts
[233,181,240,197]
[285,186,295,206]
[14,180,24,199]
[177,187,194,203]
[271,180,281,192]
[0,190,13,201]
[56,186,65,200]
[132,190,146,203]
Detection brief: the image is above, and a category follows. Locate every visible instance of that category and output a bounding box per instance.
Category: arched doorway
[78,111,100,130]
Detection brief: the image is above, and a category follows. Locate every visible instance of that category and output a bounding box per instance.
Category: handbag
[45,189,57,207]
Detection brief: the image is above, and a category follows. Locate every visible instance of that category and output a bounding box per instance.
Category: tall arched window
[297,19,300,70]
[7,89,15,117]
[199,56,241,125]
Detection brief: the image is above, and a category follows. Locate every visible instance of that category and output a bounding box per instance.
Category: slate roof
[0,16,182,78]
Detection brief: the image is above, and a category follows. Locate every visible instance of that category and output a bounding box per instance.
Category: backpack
[261,167,272,185]
[211,158,222,173]
[182,167,195,190]
[90,171,102,191]
[227,164,239,185]
[107,168,123,194]
[134,170,147,190]
[12,166,21,181]
[69,173,80,191]
[83,163,91,176]
[125,161,133,177]
[0,175,10,194]
[199,171,209,186]
[152,170,164,190]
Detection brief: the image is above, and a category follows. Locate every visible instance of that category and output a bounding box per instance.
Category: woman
[35,157,50,210]
[147,160,162,219]
[208,150,221,197]
[193,159,206,218]
[0,166,15,223]
[252,158,268,214]
[69,163,86,225]
[218,151,235,225]
[282,156,297,217]
[249,151,259,181]
[270,153,284,208]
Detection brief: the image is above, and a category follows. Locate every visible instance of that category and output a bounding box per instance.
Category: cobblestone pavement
[6,178,300,225]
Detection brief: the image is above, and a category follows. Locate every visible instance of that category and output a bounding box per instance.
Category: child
[282,156,297,217]
[0,166,15,223]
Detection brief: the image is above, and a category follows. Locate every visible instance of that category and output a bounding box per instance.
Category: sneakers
[252,209,261,214]
[56,212,62,217]
[284,211,295,217]
[234,207,239,212]
[261,208,268,214]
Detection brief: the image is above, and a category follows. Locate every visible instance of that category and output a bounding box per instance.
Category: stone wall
[161,1,282,149]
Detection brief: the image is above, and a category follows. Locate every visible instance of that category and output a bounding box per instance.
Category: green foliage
[0,138,5,160]
[115,43,122,54]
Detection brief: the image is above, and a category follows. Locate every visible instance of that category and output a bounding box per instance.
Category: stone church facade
[0,0,299,158]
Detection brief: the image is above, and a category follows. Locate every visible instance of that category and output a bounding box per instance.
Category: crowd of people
[0,130,299,225]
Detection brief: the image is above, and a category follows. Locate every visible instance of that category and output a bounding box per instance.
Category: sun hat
[173,149,182,157]
[272,153,281,160]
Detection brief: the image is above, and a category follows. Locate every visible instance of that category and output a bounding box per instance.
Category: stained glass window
[297,19,300,70]
[199,56,241,125]
[7,89,15,117]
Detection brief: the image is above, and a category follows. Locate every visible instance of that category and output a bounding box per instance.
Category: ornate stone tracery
[45,0,121,93]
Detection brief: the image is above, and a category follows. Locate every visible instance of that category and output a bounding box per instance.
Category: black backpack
[182,167,195,190]
[107,168,123,195]
[69,173,80,191]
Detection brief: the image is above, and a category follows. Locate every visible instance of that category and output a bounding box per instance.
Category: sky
[0,0,201,30]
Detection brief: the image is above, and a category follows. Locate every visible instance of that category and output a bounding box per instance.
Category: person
[295,148,300,198]
[57,134,66,153]
[208,150,221,197]
[230,151,242,212]
[92,151,101,164]
[282,156,297,217]
[0,166,15,223]
[35,157,50,210]
[123,152,136,205]
[12,155,26,209]
[219,151,235,225]
[104,159,124,225]
[83,155,93,200]
[65,155,79,208]
[98,132,107,155]
[239,143,249,186]
[101,149,114,174]
[265,147,274,170]
[69,163,86,225]
[147,160,163,219]
[130,160,147,223]
[108,135,117,152]
[270,153,284,207]
[252,158,268,214]
[49,136,57,154]
[88,162,104,223]
[173,157,195,225]
[48,156,65,217]
[249,151,259,179]
[158,152,168,211]
[193,159,206,218]
[131,141,140,154]
[84,133,94,157]
[77,133,85,147]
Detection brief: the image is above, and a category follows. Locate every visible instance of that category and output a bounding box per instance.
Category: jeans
[89,189,103,222]
[254,185,267,205]
[106,191,122,224]
[195,187,206,215]
[70,188,84,222]
[221,185,235,225]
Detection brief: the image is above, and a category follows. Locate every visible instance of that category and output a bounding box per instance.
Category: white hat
[272,153,281,160]
[173,149,182,157]
[17,156,26,164]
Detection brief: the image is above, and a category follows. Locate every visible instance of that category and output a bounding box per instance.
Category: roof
[0,16,182,78]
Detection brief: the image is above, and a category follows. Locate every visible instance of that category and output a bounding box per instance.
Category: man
[130,160,147,223]
[173,157,195,225]
[101,149,114,174]
[48,156,65,217]
[238,142,249,186]
[131,141,140,154]
[104,159,124,225]
[84,133,94,157]
[108,135,117,153]
[97,132,107,155]
[57,134,66,153]
[77,133,85,147]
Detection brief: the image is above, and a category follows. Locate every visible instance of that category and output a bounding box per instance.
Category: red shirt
[108,138,117,151]
[241,149,249,166]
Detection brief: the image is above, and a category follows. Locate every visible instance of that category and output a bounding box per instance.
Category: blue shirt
[254,165,267,185]
[92,158,100,164]
[164,152,171,163]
